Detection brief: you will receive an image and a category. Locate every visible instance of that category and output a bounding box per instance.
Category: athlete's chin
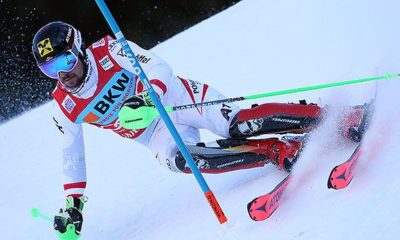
[63,77,80,88]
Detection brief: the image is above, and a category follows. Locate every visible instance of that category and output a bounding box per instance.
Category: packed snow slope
[1,0,399,239]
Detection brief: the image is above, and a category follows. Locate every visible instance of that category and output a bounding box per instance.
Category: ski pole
[94,0,227,224]
[167,73,399,111]
[120,73,399,128]
[31,208,53,222]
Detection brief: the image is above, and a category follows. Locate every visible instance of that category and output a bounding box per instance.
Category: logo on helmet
[65,27,73,43]
[37,38,54,57]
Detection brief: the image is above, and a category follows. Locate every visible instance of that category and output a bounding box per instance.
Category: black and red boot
[245,138,303,172]
[229,101,322,138]
[228,100,372,144]
[338,102,373,142]
[175,137,304,174]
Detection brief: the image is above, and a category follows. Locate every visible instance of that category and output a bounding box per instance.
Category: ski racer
[32,21,367,235]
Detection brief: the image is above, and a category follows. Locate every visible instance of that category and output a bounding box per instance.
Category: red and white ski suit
[52,36,240,197]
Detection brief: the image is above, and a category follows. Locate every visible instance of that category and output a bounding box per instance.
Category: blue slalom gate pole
[95,0,227,224]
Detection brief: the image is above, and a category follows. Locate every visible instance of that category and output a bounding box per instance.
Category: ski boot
[340,101,374,143]
[229,101,322,138]
[175,137,304,173]
[246,138,304,172]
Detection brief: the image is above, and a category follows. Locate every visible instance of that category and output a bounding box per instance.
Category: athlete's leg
[229,101,322,138]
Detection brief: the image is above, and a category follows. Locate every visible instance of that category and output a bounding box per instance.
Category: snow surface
[1,0,400,239]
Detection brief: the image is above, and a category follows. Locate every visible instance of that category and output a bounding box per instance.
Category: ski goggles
[38,44,80,79]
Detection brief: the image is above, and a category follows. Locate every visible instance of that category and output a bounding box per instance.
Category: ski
[247,174,292,221]
[246,134,308,221]
[327,96,376,190]
[247,98,376,220]
[327,144,362,190]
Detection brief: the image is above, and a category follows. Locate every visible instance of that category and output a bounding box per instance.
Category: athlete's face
[57,59,84,89]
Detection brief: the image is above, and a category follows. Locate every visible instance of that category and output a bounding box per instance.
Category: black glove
[122,91,154,108]
[54,196,87,235]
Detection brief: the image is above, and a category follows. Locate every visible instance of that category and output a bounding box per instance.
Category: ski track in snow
[1,0,400,239]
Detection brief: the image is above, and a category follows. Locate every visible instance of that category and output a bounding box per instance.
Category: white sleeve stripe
[65,188,85,196]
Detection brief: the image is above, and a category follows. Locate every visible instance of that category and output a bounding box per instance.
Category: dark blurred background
[0,0,240,123]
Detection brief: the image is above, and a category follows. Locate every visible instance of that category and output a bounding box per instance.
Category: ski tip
[247,199,256,220]
[327,180,332,189]
[327,167,340,189]
[247,198,265,221]
[327,179,337,189]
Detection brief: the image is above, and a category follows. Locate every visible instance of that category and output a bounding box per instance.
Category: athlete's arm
[53,103,87,198]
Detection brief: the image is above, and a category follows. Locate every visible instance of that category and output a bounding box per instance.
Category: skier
[32,21,366,235]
